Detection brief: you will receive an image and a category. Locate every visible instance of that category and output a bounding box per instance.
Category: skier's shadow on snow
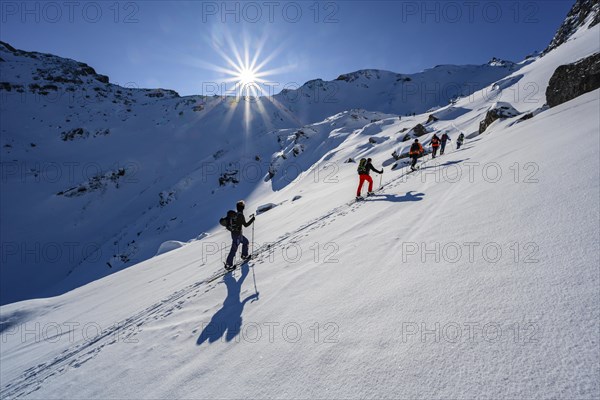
[367,190,425,202]
[197,263,259,345]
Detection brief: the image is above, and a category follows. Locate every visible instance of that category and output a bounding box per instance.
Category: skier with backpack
[356,157,383,199]
[220,200,255,270]
[440,132,451,155]
[456,133,465,150]
[430,134,441,158]
[409,139,424,171]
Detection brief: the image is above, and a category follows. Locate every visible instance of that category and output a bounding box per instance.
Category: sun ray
[185,28,299,137]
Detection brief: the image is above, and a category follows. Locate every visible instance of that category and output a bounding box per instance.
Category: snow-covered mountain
[543,0,599,55]
[0,41,520,304]
[272,61,522,124]
[0,0,599,398]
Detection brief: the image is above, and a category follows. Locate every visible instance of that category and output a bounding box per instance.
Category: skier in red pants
[356,158,383,199]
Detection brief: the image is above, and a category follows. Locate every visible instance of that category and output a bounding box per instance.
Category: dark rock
[334,69,381,83]
[213,150,226,160]
[256,203,277,215]
[0,41,17,52]
[518,113,534,122]
[412,123,428,137]
[478,102,520,133]
[61,127,88,141]
[546,52,600,107]
[159,191,175,207]
[57,168,126,197]
[146,89,180,98]
[95,74,109,84]
[292,144,304,156]
[426,114,439,124]
[219,170,239,186]
[543,0,600,55]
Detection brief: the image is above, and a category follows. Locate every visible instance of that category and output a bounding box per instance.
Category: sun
[195,29,296,134]
[237,67,257,86]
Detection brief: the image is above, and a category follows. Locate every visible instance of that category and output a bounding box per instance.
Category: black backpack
[357,158,367,174]
[219,210,238,232]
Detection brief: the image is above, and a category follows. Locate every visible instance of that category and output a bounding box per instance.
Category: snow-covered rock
[478,102,521,133]
[155,240,186,256]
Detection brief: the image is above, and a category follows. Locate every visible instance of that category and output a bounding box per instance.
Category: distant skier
[409,139,424,171]
[456,133,465,150]
[224,200,255,270]
[356,157,383,199]
[430,134,440,158]
[440,132,451,155]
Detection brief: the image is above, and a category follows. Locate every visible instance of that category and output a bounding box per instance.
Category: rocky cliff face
[546,53,600,107]
[543,0,600,55]
[0,41,110,85]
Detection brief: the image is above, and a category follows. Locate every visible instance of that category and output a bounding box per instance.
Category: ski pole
[251,218,258,300]
[379,172,383,189]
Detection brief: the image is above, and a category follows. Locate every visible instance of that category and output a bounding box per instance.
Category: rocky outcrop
[411,123,428,137]
[478,102,520,133]
[61,127,110,141]
[56,168,126,197]
[1,40,109,85]
[159,191,176,207]
[335,69,383,83]
[546,53,600,107]
[543,0,600,55]
[487,57,517,69]
[218,169,240,186]
[426,114,439,124]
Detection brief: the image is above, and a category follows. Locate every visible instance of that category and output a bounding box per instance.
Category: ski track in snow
[1,156,440,399]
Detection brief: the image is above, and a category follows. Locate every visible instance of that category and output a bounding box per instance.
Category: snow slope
[1,2,599,398]
[0,43,519,305]
[1,13,599,396]
[1,87,598,400]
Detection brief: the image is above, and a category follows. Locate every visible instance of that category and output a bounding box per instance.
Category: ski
[224,255,252,272]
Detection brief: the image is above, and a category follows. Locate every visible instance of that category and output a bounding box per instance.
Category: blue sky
[2,1,573,96]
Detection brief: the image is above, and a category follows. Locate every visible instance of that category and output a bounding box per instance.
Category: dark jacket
[441,133,450,143]
[365,161,383,175]
[233,212,254,234]
[409,142,424,156]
